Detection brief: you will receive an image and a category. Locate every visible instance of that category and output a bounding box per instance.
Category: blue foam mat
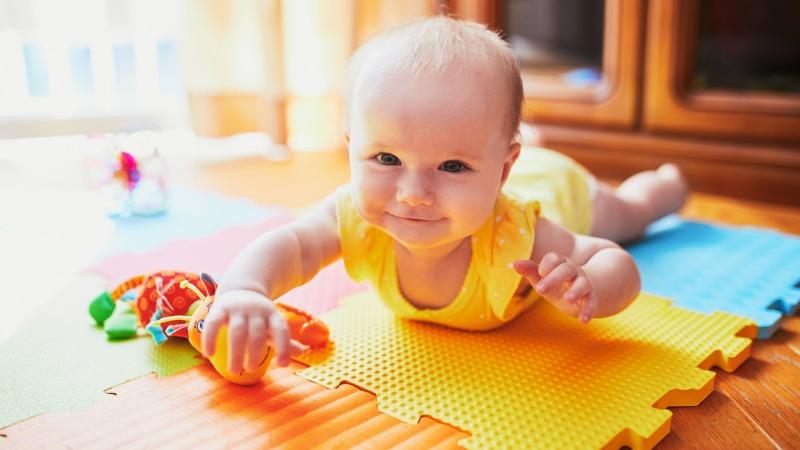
[101,187,282,258]
[626,215,800,339]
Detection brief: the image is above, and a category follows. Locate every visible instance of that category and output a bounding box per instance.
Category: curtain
[183,0,436,152]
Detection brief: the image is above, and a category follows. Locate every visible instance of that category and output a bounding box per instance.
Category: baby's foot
[655,163,689,215]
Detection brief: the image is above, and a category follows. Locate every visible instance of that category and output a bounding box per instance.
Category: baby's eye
[375,152,400,166]
[440,160,468,173]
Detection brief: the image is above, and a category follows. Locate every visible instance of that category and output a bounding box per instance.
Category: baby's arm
[202,191,341,373]
[513,217,640,323]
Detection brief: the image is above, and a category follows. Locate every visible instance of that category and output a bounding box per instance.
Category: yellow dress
[335,146,593,331]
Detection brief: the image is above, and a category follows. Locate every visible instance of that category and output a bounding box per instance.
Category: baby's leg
[589,164,689,243]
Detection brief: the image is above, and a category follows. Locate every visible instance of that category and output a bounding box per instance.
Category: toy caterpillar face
[186,296,211,351]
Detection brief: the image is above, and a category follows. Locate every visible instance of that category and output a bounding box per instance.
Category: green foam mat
[0,277,202,430]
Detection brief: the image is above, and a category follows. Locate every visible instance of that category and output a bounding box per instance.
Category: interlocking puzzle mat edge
[0,277,203,431]
[626,215,800,340]
[0,364,469,449]
[297,291,756,450]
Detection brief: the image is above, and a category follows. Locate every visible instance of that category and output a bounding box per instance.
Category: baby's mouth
[388,212,441,222]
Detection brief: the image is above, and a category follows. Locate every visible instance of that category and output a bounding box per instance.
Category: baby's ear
[501,143,521,183]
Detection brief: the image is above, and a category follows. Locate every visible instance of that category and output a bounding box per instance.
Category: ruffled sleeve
[473,193,541,321]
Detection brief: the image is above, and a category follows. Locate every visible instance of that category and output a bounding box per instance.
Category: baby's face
[347,68,516,252]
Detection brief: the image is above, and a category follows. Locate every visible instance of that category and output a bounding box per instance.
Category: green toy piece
[104,302,139,340]
[89,291,115,325]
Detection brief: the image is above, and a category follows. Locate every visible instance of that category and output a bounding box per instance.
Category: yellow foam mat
[297,292,756,449]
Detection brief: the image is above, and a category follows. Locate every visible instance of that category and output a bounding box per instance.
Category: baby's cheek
[352,188,386,222]
[356,171,392,200]
[453,190,495,230]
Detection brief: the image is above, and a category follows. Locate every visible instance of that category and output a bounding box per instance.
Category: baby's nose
[396,173,434,206]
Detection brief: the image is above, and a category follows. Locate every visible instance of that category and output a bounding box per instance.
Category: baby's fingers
[201,308,225,357]
[289,339,310,357]
[227,314,247,375]
[245,316,269,371]
[513,260,541,284]
[579,295,598,324]
[269,312,291,366]
[538,252,567,277]
[563,276,591,304]
[534,263,577,295]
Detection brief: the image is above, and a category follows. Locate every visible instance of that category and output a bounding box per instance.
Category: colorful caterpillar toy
[89,271,210,340]
[89,271,329,384]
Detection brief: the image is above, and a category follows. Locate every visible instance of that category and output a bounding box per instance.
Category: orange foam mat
[297,292,757,449]
[0,363,467,449]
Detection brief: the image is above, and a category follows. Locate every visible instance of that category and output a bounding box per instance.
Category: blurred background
[0,0,798,204]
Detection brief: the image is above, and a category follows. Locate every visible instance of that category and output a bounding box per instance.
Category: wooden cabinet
[452,0,800,206]
[645,0,800,144]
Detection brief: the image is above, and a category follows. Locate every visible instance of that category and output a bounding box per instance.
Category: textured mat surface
[627,215,800,339]
[0,364,467,449]
[0,278,201,430]
[297,291,756,450]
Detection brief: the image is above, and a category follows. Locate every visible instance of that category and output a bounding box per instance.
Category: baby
[201,16,688,374]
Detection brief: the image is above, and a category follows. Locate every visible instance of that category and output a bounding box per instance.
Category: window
[0,0,188,137]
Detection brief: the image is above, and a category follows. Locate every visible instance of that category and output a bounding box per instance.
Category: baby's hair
[345,15,524,142]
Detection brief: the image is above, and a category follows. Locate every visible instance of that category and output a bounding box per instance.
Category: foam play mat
[0,364,468,448]
[296,291,756,449]
[626,215,800,339]
[100,187,285,258]
[89,215,293,281]
[87,217,367,317]
[0,222,364,431]
[0,278,201,430]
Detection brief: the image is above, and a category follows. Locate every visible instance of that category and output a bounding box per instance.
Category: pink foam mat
[87,217,367,315]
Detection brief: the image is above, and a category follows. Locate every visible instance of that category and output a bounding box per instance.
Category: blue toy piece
[626,215,800,339]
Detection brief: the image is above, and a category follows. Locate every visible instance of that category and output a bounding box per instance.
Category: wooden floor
[192,150,800,449]
[3,148,798,448]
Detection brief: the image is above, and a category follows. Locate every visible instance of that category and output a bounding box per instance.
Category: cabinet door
[644,0,800,145]
[455,0,644,129]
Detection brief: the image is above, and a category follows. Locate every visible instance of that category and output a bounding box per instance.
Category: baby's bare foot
[656,163,689,214]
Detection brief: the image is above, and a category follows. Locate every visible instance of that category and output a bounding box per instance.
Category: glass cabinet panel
[505,0,605,92]
[691,0,800,94]
[644,0,800,144]
[490,0,642,129]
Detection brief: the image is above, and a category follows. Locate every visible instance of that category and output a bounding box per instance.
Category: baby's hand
[201,289,306,374]
[513,252,598,324]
